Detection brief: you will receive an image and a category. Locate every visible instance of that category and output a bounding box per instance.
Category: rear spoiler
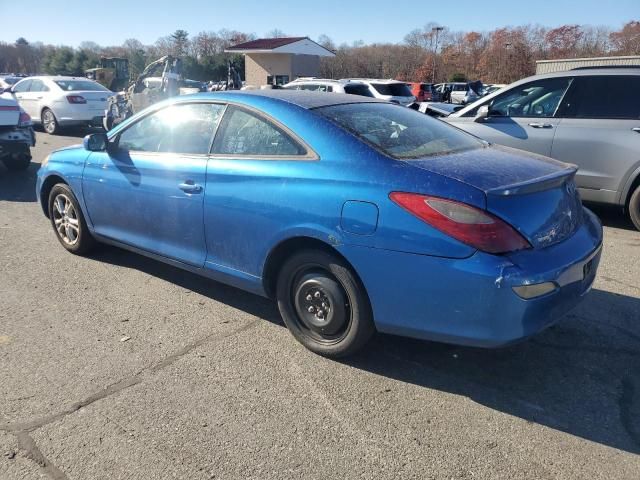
[485,166,578,196]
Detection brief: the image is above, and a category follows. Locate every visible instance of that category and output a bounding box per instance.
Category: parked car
[36,91,602,357]
[435,82,482,105]
[442,68,640,230]
[283,78,374,98]
[0,92,35,170]
[0,75,23,89]
[405,82,435,102]
[340,79,416,105]
[7,76,114,134]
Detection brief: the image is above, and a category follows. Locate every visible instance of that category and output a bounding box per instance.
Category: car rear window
[316,102,482,159]
[344,84,375,97]
[54,80,109,92]
[370,83,413,97]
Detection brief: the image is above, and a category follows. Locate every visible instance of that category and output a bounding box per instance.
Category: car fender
[258,224,344,274]
[619,160,640,206]
[37,155,93,228]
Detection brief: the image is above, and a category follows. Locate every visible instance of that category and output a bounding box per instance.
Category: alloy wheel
[43,110,56,134]
[52,193,80,245]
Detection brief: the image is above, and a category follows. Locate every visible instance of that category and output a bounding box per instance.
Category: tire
[2,151,31,171]
[276,249,375,358]
[48,184,95,255]
[42,108,60,135]
[629,184,640,231]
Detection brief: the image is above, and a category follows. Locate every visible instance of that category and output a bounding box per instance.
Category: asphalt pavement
[1,129,639,479]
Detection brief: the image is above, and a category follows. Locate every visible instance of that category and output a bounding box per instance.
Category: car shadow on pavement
[588,203,637,231]
[33,125,102,139]
[347,288,640,455]
[0,160,40,202]
[91,245,283,326]
[93,244,640,455]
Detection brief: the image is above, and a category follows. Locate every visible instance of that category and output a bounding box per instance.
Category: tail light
[18,109,32,127]
[66,95,86,104]
[390,192,531,254]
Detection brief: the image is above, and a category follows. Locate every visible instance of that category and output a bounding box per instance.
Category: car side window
[117,103,225,155]
[212,106,306,157]
[12,79,31,93]
[29,79,49,92]
[486,78,572,118]
[558,76,640,119]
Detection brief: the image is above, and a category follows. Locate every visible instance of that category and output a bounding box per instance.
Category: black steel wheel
[276,250,375,358]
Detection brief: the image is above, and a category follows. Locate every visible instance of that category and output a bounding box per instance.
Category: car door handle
[178,181,202,194]
[632,127,640,133]
[528,122,553,129]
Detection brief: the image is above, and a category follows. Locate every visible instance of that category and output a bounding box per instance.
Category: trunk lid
[405,145,583,249]
[0,95,20,126]
[70,90,113,112]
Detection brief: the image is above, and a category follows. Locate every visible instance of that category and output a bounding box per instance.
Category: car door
[551,75,640,204]
[25,79,50,119]
[82,102,225,267]
[204,105,315,278]
[448,77,572,157]
[10,79,32,116]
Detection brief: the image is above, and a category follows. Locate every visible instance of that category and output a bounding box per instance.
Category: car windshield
[54,80,109,92]
[316,102,482,159]
[370,83,413,97]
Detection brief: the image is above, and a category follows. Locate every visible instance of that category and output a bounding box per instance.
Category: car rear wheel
[629,184,640,231]
[276,250,375,358]
[2,150,31,171]
[48,184,95,254]
[42,108,59,135]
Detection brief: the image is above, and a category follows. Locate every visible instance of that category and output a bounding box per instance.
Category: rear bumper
[0,126,35,151]
[340,208,603,347]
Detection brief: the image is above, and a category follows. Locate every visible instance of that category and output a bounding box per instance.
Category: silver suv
[443,68,640,230]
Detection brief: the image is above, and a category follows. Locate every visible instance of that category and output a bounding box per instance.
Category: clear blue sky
[0,0,637,47]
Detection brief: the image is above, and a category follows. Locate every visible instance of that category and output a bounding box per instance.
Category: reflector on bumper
[512,282,558,300]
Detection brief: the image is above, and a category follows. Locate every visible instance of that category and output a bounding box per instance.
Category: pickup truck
[0,92,35,170]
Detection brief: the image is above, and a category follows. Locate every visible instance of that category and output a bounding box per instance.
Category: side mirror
[83,133,108,152]
[474,105,489,123]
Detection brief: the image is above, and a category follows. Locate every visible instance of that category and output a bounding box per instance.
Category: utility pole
[431,26,444,83]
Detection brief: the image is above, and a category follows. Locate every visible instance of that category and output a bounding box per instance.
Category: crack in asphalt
[1,319,261,479]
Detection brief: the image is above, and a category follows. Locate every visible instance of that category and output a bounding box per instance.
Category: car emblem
[566,182,576,195]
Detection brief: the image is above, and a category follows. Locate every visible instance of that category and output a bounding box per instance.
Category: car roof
[19,76,96,81]
[184,90,387,109]
[340,78,405,84]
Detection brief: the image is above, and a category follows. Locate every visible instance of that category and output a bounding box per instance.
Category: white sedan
[8,76,114,134]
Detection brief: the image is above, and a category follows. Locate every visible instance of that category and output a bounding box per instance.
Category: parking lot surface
[1,130,639,479]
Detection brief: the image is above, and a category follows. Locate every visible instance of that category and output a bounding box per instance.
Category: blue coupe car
[36,91,603,357]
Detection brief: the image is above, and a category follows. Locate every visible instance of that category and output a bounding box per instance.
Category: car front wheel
[276,250,375,358]
[48,184,95,254]
[629,184,640,231]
